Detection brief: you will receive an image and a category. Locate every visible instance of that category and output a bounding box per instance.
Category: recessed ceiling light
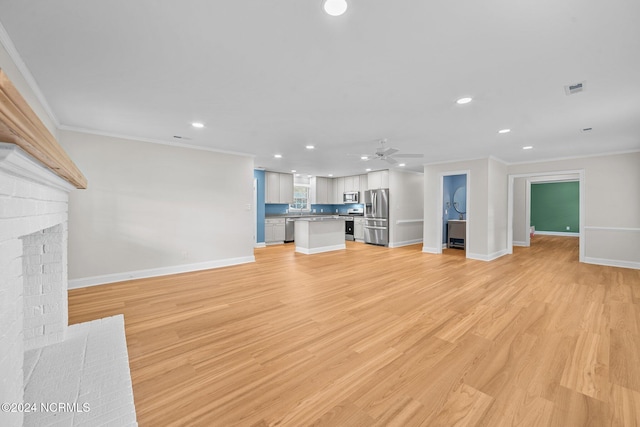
[191,122,204,128]
[399,163,406,167]
[522,146,533,150]
[295,174,300,177]
[323,0,347,16]
[274,154,282,158]
[361,156,368,160]
[456,97,472,105]
[306,145,315,150]
[498,129,511,134]
[365,168,372,172]
[291,169,296,173]
[328,174,333,177]
[307,175,313,178]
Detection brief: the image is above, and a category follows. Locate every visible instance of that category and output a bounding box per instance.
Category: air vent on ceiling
[564,81,586,95]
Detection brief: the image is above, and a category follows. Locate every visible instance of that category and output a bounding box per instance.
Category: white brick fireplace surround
[1,143,137,426]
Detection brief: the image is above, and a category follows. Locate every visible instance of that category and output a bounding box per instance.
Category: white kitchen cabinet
[359,174,368,192]
[265,172,279,203]
[354,217,364,241]
[342,175,362,193]
[310,177,330,204]
[344,176,355,192]
[279,173,293,204]
[265,172,293,204]
[329,178,339,204]
[336,177,345,203]
[265,218,285,244]
[367,170,389,189]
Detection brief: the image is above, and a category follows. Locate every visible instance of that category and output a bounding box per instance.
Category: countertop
[292,216,344,222]
[266,213,363,218]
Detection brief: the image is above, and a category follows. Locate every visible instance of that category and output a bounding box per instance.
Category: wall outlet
[566,226,570,230]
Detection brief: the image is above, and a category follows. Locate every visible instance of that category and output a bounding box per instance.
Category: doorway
[438,171,470,256]
[507,170,585,262]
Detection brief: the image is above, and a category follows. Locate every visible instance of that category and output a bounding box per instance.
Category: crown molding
[0,21,60,128]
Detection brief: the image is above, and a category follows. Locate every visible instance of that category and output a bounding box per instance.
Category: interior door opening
[439,171,470,257]
[508,171,584,262]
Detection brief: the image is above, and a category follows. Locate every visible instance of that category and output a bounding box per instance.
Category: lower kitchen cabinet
[265,218,285,244]
[354,217,365,241]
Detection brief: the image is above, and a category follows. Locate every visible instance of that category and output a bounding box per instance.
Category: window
[290,184,310,211]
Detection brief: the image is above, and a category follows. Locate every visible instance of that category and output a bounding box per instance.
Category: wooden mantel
[0,69,87,189]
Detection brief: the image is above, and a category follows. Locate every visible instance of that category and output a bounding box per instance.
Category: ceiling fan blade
[381,148,399,156]
[393,153,424,158]
[385,157,397,165]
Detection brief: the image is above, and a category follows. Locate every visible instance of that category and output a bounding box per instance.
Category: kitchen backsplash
[264,204,290,215]
[265,203,364,215]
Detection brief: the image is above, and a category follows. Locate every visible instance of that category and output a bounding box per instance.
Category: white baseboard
[513,241,528,247]
[254,242,266,248]
[584,257,640,270]
[389,239,423,248]
[467,249,509,262]
[295,244,346,255]
[68,256,256,289]
[534,231,580,237]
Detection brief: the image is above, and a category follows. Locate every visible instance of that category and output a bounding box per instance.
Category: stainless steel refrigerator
[364,188,389,246]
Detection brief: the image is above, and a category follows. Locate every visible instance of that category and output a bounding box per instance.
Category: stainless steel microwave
[343,191,359,203]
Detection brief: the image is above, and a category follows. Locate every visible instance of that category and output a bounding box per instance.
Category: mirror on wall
[453,186,466,214]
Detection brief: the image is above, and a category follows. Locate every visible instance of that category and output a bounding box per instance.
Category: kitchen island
[294,216,346,254]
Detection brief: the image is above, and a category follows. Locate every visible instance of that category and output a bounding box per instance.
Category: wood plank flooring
[68,236,640,426]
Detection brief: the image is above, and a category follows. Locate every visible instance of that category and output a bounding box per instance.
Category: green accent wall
[531,181,579,232]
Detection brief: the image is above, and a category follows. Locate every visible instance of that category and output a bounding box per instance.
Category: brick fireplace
[0,143,74,426]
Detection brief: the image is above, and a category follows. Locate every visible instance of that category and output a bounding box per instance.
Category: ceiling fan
[360,139,424,165]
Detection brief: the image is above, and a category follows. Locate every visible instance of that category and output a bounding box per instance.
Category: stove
[342,208,363,240]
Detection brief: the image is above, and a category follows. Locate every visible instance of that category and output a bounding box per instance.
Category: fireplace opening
[21,223,67,351]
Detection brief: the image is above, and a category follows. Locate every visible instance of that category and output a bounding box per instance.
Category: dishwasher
[284,217,295,242]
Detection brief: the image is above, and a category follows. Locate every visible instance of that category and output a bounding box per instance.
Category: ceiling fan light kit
[359,139,424,165]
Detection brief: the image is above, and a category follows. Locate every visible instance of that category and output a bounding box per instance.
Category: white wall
[508,152,640,269]
[512,177,528,245]
[59,130,256,287]
[423,157,509,261]
[388,170,423,247]
[423,159,483,255]
[487,158,508,257]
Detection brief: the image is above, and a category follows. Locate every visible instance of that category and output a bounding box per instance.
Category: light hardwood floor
[68,236,640,426]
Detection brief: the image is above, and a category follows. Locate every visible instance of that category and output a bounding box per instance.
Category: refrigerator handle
[373,192,377,217]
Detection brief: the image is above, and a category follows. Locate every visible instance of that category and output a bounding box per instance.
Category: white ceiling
[1,0,639,176]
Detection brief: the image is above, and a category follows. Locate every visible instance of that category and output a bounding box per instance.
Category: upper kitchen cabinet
[336,177,345,200]
[359,174,368,192]
[310,177,330,205]
[329,179,339,204]
[279,173,293,203]
[367,170,389,189]
[343,176,357,192]
[265,171,294,204]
